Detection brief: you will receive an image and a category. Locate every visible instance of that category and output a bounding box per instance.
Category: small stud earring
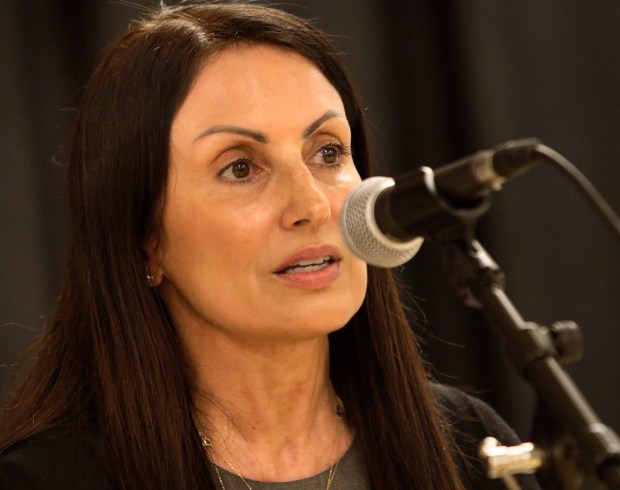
[146,274,156,287]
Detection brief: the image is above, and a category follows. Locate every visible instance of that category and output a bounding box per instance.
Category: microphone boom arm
[415,165,620,489]
[446,237,620,489]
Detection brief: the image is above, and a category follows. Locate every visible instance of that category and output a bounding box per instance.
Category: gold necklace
[201,436,253,490]
[199,398,345,490]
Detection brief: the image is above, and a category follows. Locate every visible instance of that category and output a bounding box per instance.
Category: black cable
[534,144,620,243]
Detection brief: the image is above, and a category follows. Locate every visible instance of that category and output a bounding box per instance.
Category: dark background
[1,1,619,488]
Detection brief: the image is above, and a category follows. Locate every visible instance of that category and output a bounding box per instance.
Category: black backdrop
[2,2,619,487]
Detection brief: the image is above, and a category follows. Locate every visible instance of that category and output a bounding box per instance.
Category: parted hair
[0,3,465,489]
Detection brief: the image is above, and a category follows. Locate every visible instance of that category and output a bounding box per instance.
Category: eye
[309,142,352,168]
[319,146,340,164]
[217,158,260,184]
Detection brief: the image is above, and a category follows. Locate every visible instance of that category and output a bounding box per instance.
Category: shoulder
[432,383,520,442]
[0,426,111,490]
[431,383,541,490]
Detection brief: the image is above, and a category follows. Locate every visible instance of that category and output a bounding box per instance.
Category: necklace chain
[199,399,345,490]
[201,436,253,490]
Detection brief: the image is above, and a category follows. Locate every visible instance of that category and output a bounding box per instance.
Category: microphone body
[341,139,541,267]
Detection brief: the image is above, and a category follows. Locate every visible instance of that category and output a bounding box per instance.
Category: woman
[0,3,539,489]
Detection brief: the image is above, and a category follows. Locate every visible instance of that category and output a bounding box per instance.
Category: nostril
[292,218,311,227]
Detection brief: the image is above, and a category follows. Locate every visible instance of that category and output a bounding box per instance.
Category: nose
[279,166,331,230]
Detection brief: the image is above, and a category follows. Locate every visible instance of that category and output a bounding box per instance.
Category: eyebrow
[301,110,346,138]
[192,110,346,144]
[193,125,267,143]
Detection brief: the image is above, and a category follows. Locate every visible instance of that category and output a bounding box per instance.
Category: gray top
[211,437,370,490]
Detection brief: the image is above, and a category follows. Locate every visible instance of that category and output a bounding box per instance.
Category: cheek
[350,256,368,305]
[327,168,362,211]
[161,195,281,297]
[157,203,270,322]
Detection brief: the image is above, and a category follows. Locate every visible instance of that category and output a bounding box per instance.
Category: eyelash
[216,157,258,185]
[315,142,353,169]
[215,142,353,185]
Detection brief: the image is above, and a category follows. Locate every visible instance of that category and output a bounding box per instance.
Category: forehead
[171,44,347,139]
[195,43,333,90]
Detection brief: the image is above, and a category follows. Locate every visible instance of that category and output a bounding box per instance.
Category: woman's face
[151,44,367,343]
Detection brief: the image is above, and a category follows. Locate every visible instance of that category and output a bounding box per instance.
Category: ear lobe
[145,238,164,287]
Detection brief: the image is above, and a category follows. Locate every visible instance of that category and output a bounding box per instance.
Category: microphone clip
[377,166,493,244]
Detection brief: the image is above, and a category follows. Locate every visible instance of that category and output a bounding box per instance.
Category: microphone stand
[411,168,620,489]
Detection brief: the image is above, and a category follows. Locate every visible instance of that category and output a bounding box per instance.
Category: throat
[199,397,350,485]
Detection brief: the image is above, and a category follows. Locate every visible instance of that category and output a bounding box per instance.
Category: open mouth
[277,255,337,275]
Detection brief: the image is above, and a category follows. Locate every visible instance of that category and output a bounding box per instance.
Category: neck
[196,335,334,441]
[186,328,352,481]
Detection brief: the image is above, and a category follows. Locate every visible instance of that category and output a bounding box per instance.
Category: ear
[145,237,165,288]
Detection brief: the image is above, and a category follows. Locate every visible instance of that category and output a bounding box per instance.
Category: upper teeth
[292,256,331,267]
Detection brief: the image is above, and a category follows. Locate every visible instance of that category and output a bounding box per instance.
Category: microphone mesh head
[340,177,423,268]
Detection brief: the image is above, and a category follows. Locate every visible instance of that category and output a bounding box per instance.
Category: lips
[274,245,342,276]
[277,255,337,275]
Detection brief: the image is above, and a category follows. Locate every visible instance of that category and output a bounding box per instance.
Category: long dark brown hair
[0,3,464,489]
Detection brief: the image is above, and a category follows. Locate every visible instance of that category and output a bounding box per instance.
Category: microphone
[340,139,541,267]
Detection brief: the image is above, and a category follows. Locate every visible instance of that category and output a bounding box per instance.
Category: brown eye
[217,158,261,184]
[309,142,352,169]
[320,146,339,164]
[231,161,250,179]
